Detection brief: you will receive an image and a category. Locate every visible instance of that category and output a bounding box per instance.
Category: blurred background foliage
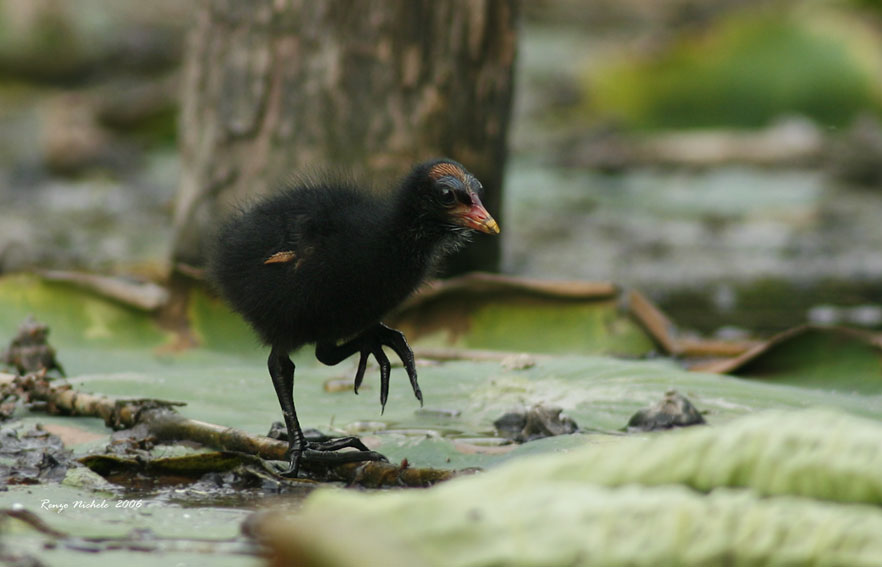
[587,8,880,129]
[2,0,882,337]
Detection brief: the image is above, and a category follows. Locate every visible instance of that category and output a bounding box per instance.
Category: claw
[353,347,369,395]
[373,344,391,413]
[381,325,422,405]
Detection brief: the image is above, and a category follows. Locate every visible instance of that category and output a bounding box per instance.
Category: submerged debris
[2,315,65,376]
[0,424,74,485]
[494,405,579,443]
[627,390,706,432]
[0,375,18,421]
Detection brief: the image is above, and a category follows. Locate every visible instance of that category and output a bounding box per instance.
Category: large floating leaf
[3,273,882,566]
[390,273,655,356]
[698,325,882,394]
[0,274,168,351]
[255,410,882,567]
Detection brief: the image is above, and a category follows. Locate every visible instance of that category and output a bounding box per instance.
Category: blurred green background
[3,0,882,336]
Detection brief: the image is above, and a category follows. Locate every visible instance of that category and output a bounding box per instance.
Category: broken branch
[0,373,455,487]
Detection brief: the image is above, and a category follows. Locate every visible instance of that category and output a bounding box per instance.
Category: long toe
[302,448,388,465]
[377,324,422,405]
[302,436,388,464]
[309,436,372,452]
[353,347,370,394]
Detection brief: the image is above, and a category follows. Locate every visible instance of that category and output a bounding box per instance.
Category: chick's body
[206,159,499,476]
[211,183,430,352]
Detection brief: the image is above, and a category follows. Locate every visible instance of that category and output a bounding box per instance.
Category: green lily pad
[0,274,168,351]
[187,287,261,357]
[3,273,882,566]
[703,325,882,395]
[389,274,656,356]
[254,409,882,567]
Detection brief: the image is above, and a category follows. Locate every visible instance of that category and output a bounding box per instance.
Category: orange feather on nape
[264,251,297,264]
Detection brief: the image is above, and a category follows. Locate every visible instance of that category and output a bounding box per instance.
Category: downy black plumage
[208,158,499,476]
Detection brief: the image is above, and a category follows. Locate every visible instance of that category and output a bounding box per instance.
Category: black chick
[208,158,499,476]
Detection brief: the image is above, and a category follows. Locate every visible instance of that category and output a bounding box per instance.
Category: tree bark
[172,0,517,274]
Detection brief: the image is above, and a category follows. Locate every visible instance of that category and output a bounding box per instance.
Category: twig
[1,373,456,487]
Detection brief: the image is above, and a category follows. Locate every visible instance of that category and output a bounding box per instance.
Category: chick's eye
[439,187,456,206]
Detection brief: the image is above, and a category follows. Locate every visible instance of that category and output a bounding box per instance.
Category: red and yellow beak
[452,194,500,234]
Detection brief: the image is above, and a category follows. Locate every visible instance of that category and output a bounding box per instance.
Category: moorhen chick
[208,158,499,476]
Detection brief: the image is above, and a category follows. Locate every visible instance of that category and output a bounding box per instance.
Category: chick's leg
[267,348,305,476]
[268,348,385,477]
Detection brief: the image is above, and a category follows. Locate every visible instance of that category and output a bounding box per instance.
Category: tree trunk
[172,0,517,274]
